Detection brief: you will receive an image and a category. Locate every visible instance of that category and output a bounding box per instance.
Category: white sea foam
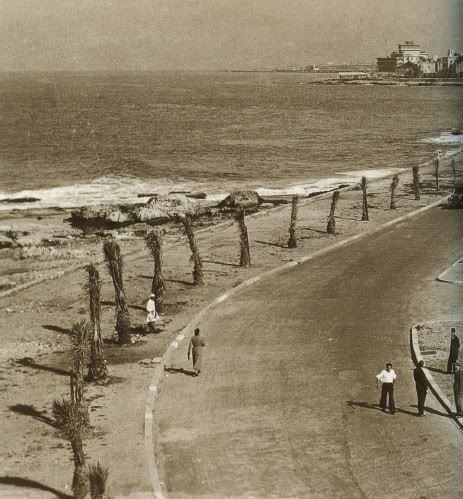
[0,167,406,212]
[255,168,403,198]
[421,132,463,145]
[0,176,194,212]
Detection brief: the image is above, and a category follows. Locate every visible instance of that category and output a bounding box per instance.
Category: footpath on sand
[0,153,461,498]
[157,207,463,499]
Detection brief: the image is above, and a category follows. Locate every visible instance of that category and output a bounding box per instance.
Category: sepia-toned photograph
[0,1,462,498]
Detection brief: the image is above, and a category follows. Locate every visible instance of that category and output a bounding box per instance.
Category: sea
[0,71,462,211]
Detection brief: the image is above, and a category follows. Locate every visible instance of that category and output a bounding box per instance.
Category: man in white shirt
[376,362,397,414]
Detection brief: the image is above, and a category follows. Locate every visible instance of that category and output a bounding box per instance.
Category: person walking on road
[447,328,460,373]
[453,361,463,418]
[376,362,397,414]
[188,328,206,376]
[413,360,428,417]
[145,293,159,334]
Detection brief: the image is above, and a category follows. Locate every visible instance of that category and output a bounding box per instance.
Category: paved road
[157,207,463,499]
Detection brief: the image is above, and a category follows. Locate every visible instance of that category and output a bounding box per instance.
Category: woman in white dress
[145,293,159,333]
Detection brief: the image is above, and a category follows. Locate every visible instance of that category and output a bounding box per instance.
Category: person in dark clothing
[413,360,428,417]
[453,361,463,418]
[188,327,206,376]
[447,328,460,373]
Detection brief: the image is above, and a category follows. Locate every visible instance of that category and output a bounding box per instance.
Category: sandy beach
[0,152,461,497]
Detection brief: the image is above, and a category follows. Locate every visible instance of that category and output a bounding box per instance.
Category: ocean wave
[421,132,463,145]
[255,168,403,197]
[0,167,405,212]
[0,175,196,211]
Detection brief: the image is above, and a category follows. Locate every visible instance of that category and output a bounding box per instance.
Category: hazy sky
[0,0,461,70]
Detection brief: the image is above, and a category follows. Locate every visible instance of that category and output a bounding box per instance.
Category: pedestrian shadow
[346,401,416,417]
[410,405,451,418]
[346,401,384,413]
[164,367,197,377]
[395,407,419,417]
[347,401,451,418]
[9,404,57,428]
[0,476,72,499]
[16,357,70,377]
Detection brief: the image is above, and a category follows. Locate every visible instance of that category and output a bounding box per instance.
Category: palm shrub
[327,191,339,235]
[70,321,91,404]
[389,174,399,209]
[52,398,88,499]
[182,214,204,286]
[434,155,440,191]
[412,165,421,200]
[361,176,369,221]
[85,265,108,381]
[144,229,166,312]
[103,239,131,344]
[88,462,109,499]
[236,207,251,267]
[287,195,299,248]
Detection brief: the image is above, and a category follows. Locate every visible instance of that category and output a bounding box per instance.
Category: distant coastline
[321,77,463,87]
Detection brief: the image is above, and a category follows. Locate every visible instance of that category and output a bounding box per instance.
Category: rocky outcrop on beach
[71,194,217,229]
[0,234,14,249]
[0,197,40,204]
[218,191,260,209]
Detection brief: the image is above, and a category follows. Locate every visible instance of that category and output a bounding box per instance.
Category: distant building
[376,42,461,78]
[377,41,429,73]
[456,57,463,78]
[419,61,437,75]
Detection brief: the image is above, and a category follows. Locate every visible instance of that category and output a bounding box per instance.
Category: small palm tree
[327,191,339,235]
[52,398,88,499]
[70,321,91,404]
[181,214,204,286]
[390,175,399,209]
[451,158,456,185]
[412,165,421,200]
[103,239,131,344]
[88,462,109,499]
[144,229,166,312]
[236,208,251,267]
[287,195,299,248]
[434,155,440,191]
[361,176,369,221]
[85,265,108,381]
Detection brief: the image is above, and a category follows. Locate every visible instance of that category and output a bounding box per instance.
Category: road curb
[437,256,463,285]
[409,326,463,429]
[144,194,450,498]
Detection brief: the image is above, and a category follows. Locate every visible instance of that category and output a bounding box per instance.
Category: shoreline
[322,79,463,87]
[0,166,408,213]
[0,166,413,296]
[1,146,461,297]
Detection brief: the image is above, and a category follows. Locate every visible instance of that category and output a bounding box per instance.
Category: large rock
[0,197,40,204]
[0,234,13,249]
[71,196,215,228]
[218,191,259,209]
